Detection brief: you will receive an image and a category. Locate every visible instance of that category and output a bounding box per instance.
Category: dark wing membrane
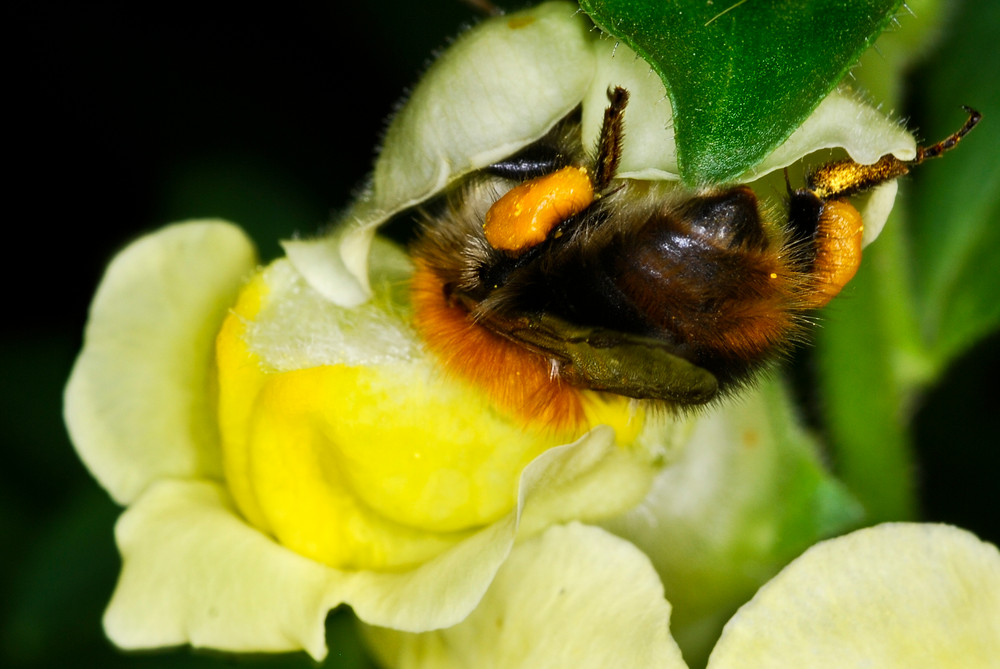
[474,308,719,404]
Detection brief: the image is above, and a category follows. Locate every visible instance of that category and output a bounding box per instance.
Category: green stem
[815,202,932,522]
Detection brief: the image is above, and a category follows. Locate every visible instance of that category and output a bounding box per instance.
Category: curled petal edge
[363,523,688,669]
[104,425,658,660]
[64,220,257,504]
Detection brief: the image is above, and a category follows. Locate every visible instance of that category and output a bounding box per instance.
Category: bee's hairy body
[408,89,979,431]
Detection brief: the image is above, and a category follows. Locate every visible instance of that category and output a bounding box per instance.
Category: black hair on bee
[409,87,980,430]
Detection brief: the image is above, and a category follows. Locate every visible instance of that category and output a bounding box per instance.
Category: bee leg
[593,86,630,190]
[482,86,633,253]
[807,105,981,201]
[914,106,981,162]
[791,106,981,307]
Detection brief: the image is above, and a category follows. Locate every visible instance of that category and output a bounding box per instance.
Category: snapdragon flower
[64,1,934,663]
[65,220,663,658]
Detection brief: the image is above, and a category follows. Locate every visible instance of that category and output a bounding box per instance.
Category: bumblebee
[410,87,979,430]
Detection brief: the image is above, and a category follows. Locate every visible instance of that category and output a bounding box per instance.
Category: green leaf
[907,0,1000,364]
[579,0,903,184]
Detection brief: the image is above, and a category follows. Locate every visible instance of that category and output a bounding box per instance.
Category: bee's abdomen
[602,187,805,387]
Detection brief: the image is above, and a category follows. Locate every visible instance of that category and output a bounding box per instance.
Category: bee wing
[492,312,719,405]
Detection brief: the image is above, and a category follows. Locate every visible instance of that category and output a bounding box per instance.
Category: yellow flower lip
[216,250,646,570]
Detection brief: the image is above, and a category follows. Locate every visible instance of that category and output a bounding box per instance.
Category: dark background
[4,1,998,667]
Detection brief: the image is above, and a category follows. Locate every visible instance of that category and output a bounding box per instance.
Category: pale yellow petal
[516,425,671,540]
[707,523,1000,669]
[373,1,595,224]
[304,1,596,306]
[65,220,257,504]
[103,478,511,660]
[104,480,343,660]
[363,523,688,669]
[281,223,378,308]
[102,431,663,660]
[859,180,898,246]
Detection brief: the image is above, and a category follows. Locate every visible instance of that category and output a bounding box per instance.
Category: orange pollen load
[808,200,864,308]
[483,166,595,252]
[410,259,588,434]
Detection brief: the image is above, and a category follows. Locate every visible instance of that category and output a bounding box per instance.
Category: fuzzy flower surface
[64,0,927,662]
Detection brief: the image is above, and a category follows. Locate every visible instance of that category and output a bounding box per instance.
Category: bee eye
[485,130,576,181]
[482,165,594,252]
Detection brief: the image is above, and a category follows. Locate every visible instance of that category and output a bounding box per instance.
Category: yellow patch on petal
[216,257,643,571]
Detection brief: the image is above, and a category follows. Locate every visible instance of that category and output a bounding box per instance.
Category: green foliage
[580,0,903,184]
[815,0,1000,522]
[907,0,1000,362]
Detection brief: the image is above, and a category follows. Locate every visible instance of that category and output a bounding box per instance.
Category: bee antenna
[782,167,794,196]
[914,106,981,163]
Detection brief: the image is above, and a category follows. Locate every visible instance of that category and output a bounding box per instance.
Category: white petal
[707,523,1000,669]
[105,480,343,660]
[281,221,377,308]
[371,0,594,228]
[363,523,688,669]
[860,180,898,246]
[65,221,257,504]
[747,89,916,179]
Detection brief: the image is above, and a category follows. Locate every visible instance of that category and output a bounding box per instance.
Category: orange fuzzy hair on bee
[410,258,588,433]
[406,92,979,414]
